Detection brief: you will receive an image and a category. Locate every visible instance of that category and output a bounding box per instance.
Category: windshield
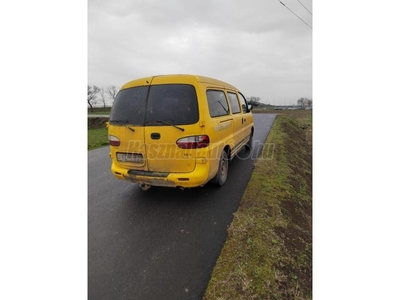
[110,84,199,126]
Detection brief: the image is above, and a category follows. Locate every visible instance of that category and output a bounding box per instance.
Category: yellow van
[108,74,254,190]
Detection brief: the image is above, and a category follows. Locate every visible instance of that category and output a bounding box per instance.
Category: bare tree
[297,97,306,107]
[88,85,100,112]
[107,86,118,105]
[99,88,107,108]
[247,96,261,107]
[297,98,312,108]
[248,96,261,103]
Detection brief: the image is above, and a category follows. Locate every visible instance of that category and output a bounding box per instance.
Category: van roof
[120,74,238,91]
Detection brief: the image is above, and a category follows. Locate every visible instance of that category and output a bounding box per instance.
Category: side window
[238,93,250,113]
[206,90,230,117]
[227,92,241,114]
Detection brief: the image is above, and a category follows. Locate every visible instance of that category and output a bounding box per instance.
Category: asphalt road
[88,113,277,300]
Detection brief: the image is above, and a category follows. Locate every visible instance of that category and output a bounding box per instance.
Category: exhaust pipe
[139,183,151,191]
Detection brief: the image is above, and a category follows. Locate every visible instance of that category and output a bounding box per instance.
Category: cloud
[89,0,312,103]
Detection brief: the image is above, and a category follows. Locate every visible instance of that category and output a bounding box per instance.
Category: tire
[214,150,229,187]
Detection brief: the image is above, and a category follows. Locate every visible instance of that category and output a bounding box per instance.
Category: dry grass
[203,111,312,300]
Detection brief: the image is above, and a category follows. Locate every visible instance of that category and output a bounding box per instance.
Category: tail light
[108,135,120,146]
[176,135,209,149]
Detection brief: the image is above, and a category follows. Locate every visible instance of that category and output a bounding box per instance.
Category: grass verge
[88,127,109,150]
[203,112,312,299]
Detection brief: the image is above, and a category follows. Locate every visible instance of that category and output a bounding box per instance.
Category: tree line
[247,96,312,108]
[88,86,312,112]
[88,85,118,112]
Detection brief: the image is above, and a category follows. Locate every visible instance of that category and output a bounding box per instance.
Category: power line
[296,0,312,15]
[277,0,312,29]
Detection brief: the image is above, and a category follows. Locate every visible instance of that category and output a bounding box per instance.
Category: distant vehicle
[108,74,254,190]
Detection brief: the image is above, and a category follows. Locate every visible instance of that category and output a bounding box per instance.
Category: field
[88,117,109,150]
[88,127,108,150]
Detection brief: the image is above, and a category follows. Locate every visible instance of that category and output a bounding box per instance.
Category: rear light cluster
[108,135,120,146]
[176,135,209,149]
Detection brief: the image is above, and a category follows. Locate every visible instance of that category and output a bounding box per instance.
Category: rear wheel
[214,150,229,186]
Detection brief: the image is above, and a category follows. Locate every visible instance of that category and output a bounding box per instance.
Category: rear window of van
[110,84,199,126]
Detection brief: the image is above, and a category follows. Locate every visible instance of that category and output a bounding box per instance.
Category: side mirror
[247,104,253,112]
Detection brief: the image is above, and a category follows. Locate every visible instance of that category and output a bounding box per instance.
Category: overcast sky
[88,0,312,105]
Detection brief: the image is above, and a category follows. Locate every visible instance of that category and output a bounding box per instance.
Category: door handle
[151,133,161,140]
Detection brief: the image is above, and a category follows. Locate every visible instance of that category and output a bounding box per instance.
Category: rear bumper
[111,160,212,188]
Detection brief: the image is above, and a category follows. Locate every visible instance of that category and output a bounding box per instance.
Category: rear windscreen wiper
[109,120,136,132]
[156,120,184,132]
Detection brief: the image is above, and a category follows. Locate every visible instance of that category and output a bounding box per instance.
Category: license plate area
[116,152,143,163]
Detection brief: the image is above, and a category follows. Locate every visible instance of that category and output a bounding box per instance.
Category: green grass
[88,127,109,150]
[203,111,312,300]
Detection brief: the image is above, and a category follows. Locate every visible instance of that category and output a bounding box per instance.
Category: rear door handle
[151,133,161,140]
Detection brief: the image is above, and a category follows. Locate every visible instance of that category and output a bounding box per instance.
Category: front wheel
[214,150,229,187]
